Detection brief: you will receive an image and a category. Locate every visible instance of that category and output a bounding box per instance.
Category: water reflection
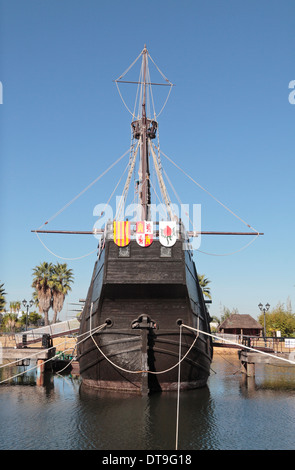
[1,355,295,450]
[78,384,218,450]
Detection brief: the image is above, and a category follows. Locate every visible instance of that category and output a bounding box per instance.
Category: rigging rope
[154,144,262,255]
[3,322,294,386]
[114,141,140,220]
[96,159,131,220]
[148,52,173,85]
[196,234,260,257]
[115,49,144,117]
[115,50,143,81]
[88,302,199,375]
[0,323,107,384]
[89,330,199,375]
[37,147,131,230]
[115,81,134,116]
[182,324,295,366]
[149,141,175,220]
[147,51,173,117]
[115,47,173,119]
[34,231,98,261]
[159,147,259,234]
[175,324,182,451]
[35,158,132,261]
[33,148,132,261]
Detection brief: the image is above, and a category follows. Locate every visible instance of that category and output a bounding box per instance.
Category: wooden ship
[33,46,262,394]
[77,46,214,394]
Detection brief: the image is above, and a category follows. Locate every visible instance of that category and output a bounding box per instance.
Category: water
[0,355,295,450]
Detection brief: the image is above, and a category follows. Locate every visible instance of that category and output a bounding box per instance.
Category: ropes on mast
[34,160,132,261]
[115,141,140,220]
[37,147,131,231]
[33,45,262,259]
[115,46,174,120]
[159,147,260,234]
[149,140,175,220]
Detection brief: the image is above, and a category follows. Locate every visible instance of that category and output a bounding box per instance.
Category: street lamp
[22,299,34,331]
[258,302,270,345]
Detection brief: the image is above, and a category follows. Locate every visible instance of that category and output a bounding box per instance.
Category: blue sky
[0,0,294,321]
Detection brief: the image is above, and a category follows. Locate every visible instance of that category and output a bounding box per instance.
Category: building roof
[219,314,262,330]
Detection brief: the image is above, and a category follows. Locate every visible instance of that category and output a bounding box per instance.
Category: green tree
[9,301,21,313]
[2,313,18,332]
[32,289,39,309]
[198,274,211,300]
[32,262,54,326]
[259,303,295,337]
[0,282,7,311]
[51,263,74,324]
[19,311,42,328]
[31,261,74,325]
[28,311,42,326]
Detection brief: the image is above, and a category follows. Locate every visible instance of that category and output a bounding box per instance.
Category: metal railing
[14,319,80,348]
[213,333,295,353]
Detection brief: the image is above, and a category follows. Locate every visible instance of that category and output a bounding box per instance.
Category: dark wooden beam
[32,229,263,236]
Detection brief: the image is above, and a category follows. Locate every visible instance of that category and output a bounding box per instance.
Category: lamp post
[258,302,270,346]
[22,299,34,331]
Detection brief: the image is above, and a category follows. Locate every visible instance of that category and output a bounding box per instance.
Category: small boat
[77,46,214,394]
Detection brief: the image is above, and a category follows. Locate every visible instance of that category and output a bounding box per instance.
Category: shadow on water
[78,383,218,450]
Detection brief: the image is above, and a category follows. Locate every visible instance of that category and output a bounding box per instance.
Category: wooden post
[240,360,247,375]
[247,362,255,377]
[240,359,255,377]
[36,359,45,386]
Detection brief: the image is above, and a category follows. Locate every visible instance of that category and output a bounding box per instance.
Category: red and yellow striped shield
[113,221,131,247]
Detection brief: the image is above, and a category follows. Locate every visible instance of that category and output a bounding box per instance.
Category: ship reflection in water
[1,355,295,450]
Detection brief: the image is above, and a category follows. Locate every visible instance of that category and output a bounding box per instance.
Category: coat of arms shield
[159,221,177,247]
[136,221,153,247]
[113,221,131,247]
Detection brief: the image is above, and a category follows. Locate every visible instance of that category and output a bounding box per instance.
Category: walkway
[14,319,80,347]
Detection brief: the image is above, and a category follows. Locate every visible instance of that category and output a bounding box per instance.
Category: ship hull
[77,239,213,394]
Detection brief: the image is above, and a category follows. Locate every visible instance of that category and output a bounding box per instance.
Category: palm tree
[9,301,16,313]
[0,282,7,311]
[198,274,212,300]
[51,263,74,324]
[32,262,54,326]
[32,289,39,309]
[3,313,18,332]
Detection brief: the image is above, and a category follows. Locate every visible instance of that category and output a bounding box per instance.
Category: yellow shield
[113,221,131,247]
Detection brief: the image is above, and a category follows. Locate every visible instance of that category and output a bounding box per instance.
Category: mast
[131,45,157,221]
[140,45,150,221]
[31,47,264,244]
